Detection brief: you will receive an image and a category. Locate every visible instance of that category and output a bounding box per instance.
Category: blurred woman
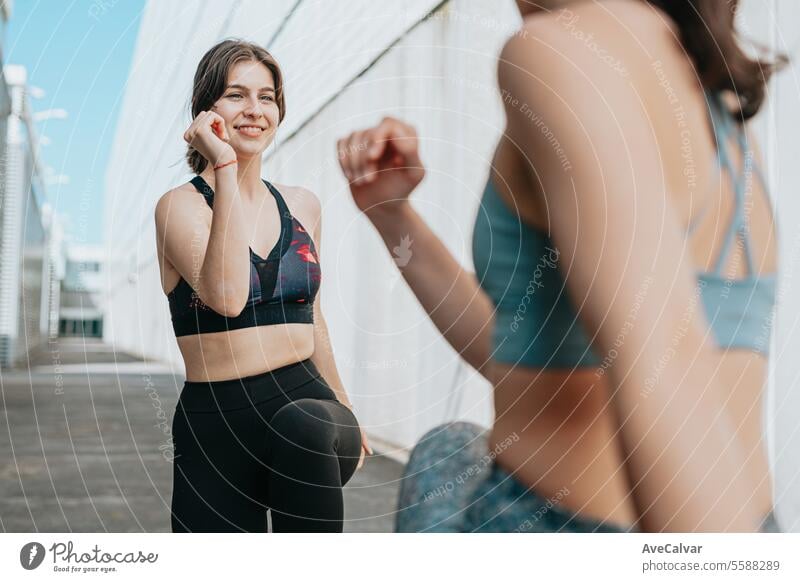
[338,0,784,532]
[155,39,370,533]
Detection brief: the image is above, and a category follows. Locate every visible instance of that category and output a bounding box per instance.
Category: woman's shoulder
[503,0,682,80]
[271,182,321,217]
[158,179,205,202]
[516,0,676,38]
[154,180,210,226]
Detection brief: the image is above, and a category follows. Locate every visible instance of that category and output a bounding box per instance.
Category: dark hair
[187,39,286,174]
[647,0,787,120]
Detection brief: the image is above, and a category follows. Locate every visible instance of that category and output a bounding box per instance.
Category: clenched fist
[184,110,236,167]
[337,117,425,216]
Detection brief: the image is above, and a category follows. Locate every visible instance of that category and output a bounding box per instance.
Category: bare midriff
[177,324,315,382]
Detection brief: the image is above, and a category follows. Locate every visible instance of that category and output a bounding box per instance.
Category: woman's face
[210,59,280,160]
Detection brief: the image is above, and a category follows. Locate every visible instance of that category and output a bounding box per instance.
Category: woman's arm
[311,305,350,405]
[338,118,495,379]
[366,202,495,379]
[305,189,373,466]
[299,189,352,405]
[499,11,760,531]
[310,293,351,408]
[155,112,251,315]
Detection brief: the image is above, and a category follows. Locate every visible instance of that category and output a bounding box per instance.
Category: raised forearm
[198,166,251,315]
[366,202,494,378]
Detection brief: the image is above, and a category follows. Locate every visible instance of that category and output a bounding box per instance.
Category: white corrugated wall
[754,0,800,534]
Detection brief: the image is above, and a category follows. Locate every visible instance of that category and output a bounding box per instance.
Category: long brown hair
[647,0,787,120]
[187,39,286,174]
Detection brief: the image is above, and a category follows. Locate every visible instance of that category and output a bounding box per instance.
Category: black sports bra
[167,176,321,337]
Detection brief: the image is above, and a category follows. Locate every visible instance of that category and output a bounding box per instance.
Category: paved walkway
[0,338,404,532]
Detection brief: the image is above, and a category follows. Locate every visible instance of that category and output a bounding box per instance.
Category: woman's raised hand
[183,110,236,166]
[337,117,425,215]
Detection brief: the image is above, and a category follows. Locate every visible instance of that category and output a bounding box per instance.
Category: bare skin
[338,0,776,530]
[155,59,372,468]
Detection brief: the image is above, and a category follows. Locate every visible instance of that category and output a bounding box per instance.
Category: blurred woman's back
[484,0,781,531]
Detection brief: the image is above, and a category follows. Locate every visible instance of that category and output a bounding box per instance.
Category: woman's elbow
[217,301,247,318]
[204,287,249,318]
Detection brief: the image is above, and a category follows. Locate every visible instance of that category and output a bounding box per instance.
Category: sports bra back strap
[706,92,756,277]
[731,124,760,275]
[688,93,730,236]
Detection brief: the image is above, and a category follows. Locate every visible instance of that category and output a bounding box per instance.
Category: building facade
[0,61,62,367]
[58,245,104,338]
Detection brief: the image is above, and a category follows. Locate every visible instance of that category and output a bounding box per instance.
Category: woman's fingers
[360,428,373,455]
[200,111,219,137]
[337,117,421,185]
[366,117,420,172]
[210,118,223,141]
[207,111,229,141]
[349,130,368,183]
[340,128,381,184]
[359,128,379,184]
[183,111,199,143]
[340,134,355,181]
[366,118,396,161]
[183,110,208,144]
[341,132,357,182]
[336,138,352,181]
[385,118,421,164]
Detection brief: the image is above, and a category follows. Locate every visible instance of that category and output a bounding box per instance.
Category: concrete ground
[0,338,404,532]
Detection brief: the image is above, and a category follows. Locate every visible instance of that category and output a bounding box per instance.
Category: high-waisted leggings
[170,359,362,532]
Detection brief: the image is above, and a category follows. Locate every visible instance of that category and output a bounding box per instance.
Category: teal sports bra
[472,91,777,368]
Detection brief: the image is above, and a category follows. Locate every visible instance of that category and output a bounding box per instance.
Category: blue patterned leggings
[395,422,780,533]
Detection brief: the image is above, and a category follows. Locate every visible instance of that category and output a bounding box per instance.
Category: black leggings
[170,359,362,532]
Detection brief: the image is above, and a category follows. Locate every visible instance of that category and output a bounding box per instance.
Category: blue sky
[5,0,145,244]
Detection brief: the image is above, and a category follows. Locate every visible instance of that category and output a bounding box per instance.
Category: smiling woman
[184,40,286,175]
[153,39,371,533]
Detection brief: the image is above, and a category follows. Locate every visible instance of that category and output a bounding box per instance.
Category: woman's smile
[235,124,266,138]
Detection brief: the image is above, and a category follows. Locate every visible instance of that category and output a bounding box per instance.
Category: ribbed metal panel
[0,128,21,366]
[0,67,55,367]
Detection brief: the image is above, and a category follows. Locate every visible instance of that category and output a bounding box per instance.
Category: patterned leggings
[395,422,781,532]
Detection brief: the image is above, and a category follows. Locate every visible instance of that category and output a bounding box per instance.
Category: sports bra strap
[704,92,760,277]
[190,175,215,208]
[263,179,291,221]
[189,176,291,220]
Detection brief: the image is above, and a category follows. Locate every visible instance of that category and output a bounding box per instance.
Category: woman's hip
[176,358,335,413]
